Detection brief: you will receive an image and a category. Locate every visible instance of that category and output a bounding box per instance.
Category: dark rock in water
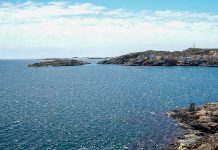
[166,102,218,150]
[28,59,90,67]
[190,103,196,112]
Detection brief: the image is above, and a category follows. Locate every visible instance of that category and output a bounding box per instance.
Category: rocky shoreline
[28,59,90,67]
[98,48,218,66]
[166,102,218,150]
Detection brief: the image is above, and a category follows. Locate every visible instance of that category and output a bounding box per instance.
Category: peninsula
[98,48,218,66]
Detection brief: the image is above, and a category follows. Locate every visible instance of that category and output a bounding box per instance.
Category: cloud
[0,1,218,58]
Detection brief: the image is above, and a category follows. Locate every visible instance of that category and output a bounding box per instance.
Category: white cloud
[0,1,218,58]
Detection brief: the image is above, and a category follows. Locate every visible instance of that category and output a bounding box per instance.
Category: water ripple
[0,61,218,149]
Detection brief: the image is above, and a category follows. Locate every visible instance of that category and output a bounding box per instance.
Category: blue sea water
[0,60,218,150]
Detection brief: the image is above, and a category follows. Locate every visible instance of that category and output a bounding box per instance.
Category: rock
[198,116,212,123]
[165,101,218,150]
[189,121,212,132]
[212,110,218,116]
[190,103,196,112]
[212,110,218,121]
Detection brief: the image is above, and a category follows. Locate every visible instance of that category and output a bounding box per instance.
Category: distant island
[86,57,109,59]
[28,59,90,67]
[98,48,218,67]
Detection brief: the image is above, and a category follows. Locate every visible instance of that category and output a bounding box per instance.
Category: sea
[0,59,218,150]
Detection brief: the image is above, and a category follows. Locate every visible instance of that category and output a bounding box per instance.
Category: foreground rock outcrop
[98,48,218,66]
[28,59,90,67]
[166,102,218,150]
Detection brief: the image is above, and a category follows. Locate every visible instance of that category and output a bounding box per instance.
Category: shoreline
[98,48,218,66]
[166,102,218,150]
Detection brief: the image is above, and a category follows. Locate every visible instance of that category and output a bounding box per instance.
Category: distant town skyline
[0,1,218,59]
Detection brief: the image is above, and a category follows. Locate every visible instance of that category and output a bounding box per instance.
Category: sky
[0,0,218,59]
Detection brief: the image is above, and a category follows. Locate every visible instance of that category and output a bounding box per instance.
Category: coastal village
[98,48,218,67]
